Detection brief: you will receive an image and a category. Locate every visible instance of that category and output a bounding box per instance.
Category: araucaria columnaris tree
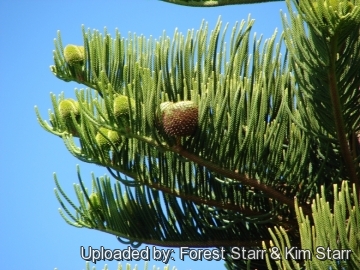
[35,0,360,269]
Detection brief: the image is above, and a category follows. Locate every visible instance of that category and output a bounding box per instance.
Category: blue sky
[0,1,288,269]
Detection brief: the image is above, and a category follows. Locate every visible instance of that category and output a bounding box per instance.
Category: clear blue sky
[0,1,288,269]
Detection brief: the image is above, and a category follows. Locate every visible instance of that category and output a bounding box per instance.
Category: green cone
[58,99,80,136]
[58,99,79,118]
[63,45,85,66]
[95,127,111,150]
[95,128,122,149]
[107,130,122,146]
[114,95,135,117]
[113,95,135,130]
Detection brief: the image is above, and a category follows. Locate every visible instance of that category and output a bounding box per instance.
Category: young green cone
[63,45,85,66]
[107,130,122,146]
[58,98,80,136]
[63,44,85,81]
[95,127,111,150]
[113,95,135,130]
[95,128,122,149]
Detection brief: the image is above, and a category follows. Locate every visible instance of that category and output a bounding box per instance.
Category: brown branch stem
[172,145,312,216]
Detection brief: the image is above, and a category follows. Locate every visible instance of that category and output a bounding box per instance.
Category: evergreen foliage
[36,0,360,268]
[262,181,360,269]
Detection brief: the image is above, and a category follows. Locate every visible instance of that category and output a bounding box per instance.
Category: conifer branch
[172,145,312,215]
[127,133,310,216]
[38,1,360,268]
[328,34,360,196]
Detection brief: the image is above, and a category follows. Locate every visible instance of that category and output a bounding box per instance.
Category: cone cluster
[161,101,198,137]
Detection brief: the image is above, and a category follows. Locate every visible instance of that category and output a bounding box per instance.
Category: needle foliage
[36,0,360,269]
